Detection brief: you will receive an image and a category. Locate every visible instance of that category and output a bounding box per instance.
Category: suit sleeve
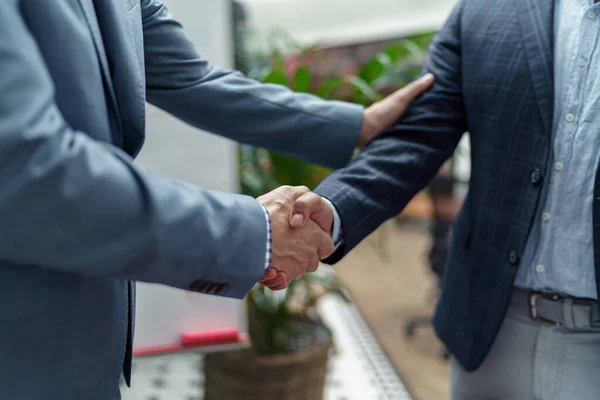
[0,3,267,299]
[315,2,467,263]
[140,0,363,170]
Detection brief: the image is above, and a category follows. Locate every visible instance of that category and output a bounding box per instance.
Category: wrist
[321,197,341,242]
[358,109,379,149]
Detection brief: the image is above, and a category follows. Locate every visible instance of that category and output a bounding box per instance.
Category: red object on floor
[132,328,247,357]
[181,328,240,346]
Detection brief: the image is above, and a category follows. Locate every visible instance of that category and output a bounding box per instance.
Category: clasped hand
[257,185,334,290]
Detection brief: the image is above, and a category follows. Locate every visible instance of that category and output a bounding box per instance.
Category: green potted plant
[204,31,435,400]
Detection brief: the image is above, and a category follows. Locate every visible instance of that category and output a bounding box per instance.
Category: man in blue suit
[0,1,434,399]
[284,0,600,398]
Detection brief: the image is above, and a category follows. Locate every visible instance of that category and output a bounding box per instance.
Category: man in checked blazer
[280,0,600,398]
[0,1,435,399]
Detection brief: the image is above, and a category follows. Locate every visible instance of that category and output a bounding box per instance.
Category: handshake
[256,185,335,291]
[252,73,437,290]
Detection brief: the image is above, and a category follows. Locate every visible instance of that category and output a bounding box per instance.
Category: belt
[511,288,600,328]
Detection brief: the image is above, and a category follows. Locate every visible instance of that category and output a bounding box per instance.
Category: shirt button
[588,11,596,19]
[542,212,551,222]
[555,161,564,171]
[508,250,520,266]
[565,112,575,122]
[578,58,586,67]
[536,264,545,273]
[530,169,543,186]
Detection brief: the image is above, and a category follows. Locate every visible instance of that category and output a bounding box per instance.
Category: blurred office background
[127,1,466,399]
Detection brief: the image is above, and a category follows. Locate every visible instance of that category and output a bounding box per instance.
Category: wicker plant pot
[204,321,332,400]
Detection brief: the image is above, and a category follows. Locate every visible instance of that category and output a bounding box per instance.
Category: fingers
[290,213,305,228]
[289,192,333,235]
[262,270,288,288]
[376,73,435,119]
[262,238,324,291]
[268,283,289,291]
[278,185,311,203]
[272,185,310,196]
[290,192,321,228]
[359,73,435,148]
[263,252,319,291]
[306,251,320,273]
[256,185,310,211]
[391,73,434,103]
[317,229,335,260]
[259,268,277,283]
[295,220,334,262]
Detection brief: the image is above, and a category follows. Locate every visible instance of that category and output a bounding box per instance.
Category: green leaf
[262,69,287,86]
[409,30,437,48]
[371,60,423,90]
[267,151,329,189]
[384,39,424,64]
[359,53,392,84]
[272,49,287,72]
[294,66,312,92]
[260,50,287,85]
[344,76,381,104]
[315,77,342,99]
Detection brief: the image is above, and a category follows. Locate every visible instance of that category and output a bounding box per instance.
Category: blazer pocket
[0,266,50,321]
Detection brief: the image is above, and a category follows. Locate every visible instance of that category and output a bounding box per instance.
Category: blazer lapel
[77,0,121,136]
[90,0,147,156]
[515,0,555,134]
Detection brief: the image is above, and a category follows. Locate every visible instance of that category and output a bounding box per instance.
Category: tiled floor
[334,224,450,400]
[120,295,414,400]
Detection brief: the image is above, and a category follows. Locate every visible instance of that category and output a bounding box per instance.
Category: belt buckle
[529,292,560,325]
[573,298,599,327]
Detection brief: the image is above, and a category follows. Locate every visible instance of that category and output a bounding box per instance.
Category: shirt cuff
[260,204,273,271]
[321,197,344,247]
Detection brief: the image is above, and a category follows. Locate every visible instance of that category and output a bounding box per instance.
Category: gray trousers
[450,291,600,399]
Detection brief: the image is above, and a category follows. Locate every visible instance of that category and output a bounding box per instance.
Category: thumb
[317,229,335,259]
[391,73,435,104]
[377,73,434,122]
[361,73,434,148]
[290,212,305,228]
[289,192,331,233]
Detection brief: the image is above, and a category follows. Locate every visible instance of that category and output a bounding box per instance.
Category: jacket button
[508,250,520,266]
[215,285,229,295]
[190,280,211,293]
[530,169,543,186]
[189,280,203,292]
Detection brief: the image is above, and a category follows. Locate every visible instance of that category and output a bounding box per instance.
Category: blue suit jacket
[316,0,595,371]
[0,1,362,398]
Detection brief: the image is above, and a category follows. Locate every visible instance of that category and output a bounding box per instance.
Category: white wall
[238,0,459,50]
[133,0,247,350]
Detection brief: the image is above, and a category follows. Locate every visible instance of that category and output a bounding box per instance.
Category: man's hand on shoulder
[257,186,334,291]
[358,73,434,148]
